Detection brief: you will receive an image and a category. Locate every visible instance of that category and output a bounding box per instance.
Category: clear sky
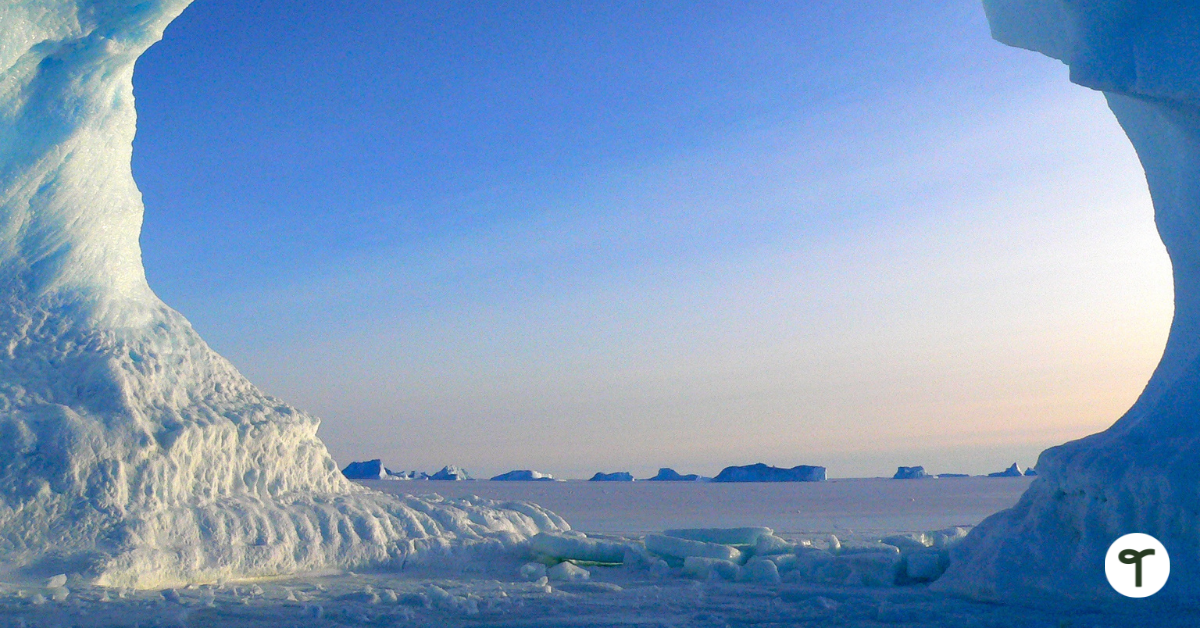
[131,0,1172,479]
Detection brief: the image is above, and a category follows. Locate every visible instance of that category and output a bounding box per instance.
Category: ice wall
[936,1,1200,601]
[0,1,565,588]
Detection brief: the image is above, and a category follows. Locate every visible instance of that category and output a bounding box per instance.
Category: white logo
[1105,533,1169,597]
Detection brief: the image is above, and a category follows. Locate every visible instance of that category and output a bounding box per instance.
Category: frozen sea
[0,475,1183,627]
[363,476,1033,538]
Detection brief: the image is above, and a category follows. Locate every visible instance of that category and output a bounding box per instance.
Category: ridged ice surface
[936,0,1200,602]
[0,1,565,589]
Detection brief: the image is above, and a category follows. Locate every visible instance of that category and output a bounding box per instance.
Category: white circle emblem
[1105,533,1169,597]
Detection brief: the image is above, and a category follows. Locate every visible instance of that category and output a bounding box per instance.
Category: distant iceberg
[711,464,825,482]
[342,459,387,480]
[893,466,929,480]
[491,470,556,481]
[644,468,704,481]
[589,472,634,482]
[986,463,1024,478]
[430,465,473,481]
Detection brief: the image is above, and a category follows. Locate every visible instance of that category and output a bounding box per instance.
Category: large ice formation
[936,0,1200,602]
[0,0,564,588]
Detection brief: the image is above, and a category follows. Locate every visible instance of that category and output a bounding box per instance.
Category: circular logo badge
[1105,533,1169,597]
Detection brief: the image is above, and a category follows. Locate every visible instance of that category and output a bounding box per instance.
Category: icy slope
[0,0,565,589]
[936,1,1200,601]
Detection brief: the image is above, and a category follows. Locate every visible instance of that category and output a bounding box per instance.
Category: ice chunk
[342,460,387,480]
[527,532,627,564]
[881,533,933,554]
[547,561,590,582]
[928,527,970,549]
[905,549,945,582]
[45,575,67,589]
[739,557,781,583]
[429,465,472,480]
[588,472,634,482]
[682,557,740,581]
[491,470,555,481]
[836,541,900,557]
[711,463,825,482]
[519,562,547,581]
[663,527,773,546]
[644,535,743,563]
[644,468,703,481]
[892,466,928,479]
[753,534,795,556]
[986,463,1024,477]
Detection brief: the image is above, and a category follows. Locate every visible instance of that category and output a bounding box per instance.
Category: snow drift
[0,0,565,589]
[937,0,1200,602]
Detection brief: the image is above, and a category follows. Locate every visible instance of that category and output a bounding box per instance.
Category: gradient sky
[130,0,1172,479]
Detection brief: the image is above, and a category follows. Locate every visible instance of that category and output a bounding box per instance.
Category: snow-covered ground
[0,477,1184,627]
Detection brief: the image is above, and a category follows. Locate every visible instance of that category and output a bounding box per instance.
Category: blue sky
[131,0,1172,478]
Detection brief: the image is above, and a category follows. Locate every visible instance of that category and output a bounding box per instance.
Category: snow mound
[0,0,565,589]
[936,0,1200,602]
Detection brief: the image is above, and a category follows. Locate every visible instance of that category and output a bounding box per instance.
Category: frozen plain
[1,476,1172,627]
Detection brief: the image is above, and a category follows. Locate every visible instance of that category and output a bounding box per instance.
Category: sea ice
[546,561,590,582]
[0,0,565,588]
[644,535,744,563]
[681,556,741,581]
[664,527,774,546]
[527,532,628,564]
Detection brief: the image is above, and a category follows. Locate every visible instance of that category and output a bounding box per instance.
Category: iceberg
[0,0,564,588]
[429,465,472,481]
[985,463,1024,478]
[588,472,634,482]
[893,466,929,480]
[491,470,555,481]
[936,0,1200,601]
[342,459,387,480]
[711,463,826,482]
[644,468,703,481]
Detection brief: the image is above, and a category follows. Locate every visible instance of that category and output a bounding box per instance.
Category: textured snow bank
[936,0,1200,602]
[0,0,565,588]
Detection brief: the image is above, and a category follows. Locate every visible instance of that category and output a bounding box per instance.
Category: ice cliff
[0,0,564,588]
[936,1,1200,602]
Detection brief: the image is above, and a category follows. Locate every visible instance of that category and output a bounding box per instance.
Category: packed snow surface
[937,1,1200,603]
[0,0,564,589]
